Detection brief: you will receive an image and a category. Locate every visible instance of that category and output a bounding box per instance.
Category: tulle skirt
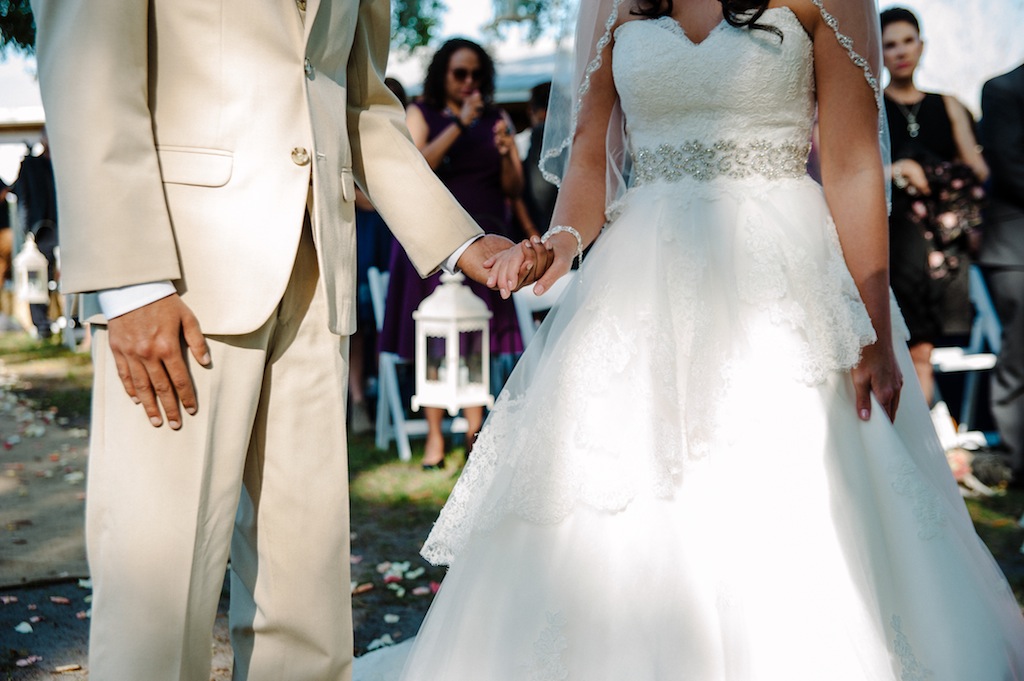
[355,176,1024,680]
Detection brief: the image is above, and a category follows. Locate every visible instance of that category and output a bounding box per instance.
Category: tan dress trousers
[86,225,354,681]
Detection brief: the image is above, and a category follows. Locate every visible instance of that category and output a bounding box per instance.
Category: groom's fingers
[124,354,173,428]
[106,294,207,430]
[151,353,189,430]
[112,351,139,404]
[181,309,211,369]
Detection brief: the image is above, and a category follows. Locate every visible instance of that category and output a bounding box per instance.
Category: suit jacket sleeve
[344,0,483,277]
[981,75,1024,211]
[31,0,181,295]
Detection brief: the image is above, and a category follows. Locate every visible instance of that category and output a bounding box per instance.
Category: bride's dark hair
[632,0,782,39]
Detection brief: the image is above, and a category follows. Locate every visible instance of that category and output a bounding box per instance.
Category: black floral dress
[885,92,984,342]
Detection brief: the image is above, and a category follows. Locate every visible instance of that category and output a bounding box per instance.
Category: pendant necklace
[896,98,924,138]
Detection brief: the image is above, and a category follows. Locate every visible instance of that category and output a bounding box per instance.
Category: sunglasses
[449,67,482,83]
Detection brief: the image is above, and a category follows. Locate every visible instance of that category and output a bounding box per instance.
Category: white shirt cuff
[97,281,177,319]
[444,235,485,274]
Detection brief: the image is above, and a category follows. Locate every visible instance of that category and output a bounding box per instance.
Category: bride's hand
[484,238,553,299]
[530,230,577,296]
[851,342,903,423]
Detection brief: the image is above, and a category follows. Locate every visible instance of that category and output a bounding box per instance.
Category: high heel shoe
[422,432,445,471]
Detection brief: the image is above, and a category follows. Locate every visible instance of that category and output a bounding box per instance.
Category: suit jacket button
[291,147,311,166]
[304,58,314,78]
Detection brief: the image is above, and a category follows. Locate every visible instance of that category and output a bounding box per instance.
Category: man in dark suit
[979,63,1024,480]
[12,131,58,338]
[522,81,558,235]
[0,179,11,284]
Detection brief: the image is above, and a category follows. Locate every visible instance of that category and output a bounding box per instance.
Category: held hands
[485,230,575,300]
[458,234,552,295]
[851,341,903,423]
[107,294,211,429]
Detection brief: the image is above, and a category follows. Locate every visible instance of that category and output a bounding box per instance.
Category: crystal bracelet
[541,225,583,267]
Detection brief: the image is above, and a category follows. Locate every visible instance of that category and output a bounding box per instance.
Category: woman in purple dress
[380,38,525,469]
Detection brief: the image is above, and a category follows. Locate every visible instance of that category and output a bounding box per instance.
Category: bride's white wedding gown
[355,8,1024,680]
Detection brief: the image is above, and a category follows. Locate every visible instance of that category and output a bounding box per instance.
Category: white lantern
[13,233,50,304]
[412,272,494,416]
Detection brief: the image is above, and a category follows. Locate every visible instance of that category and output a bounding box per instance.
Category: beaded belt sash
[632,139,810,183]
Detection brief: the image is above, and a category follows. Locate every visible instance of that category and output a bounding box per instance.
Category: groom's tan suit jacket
[33,0,481,336]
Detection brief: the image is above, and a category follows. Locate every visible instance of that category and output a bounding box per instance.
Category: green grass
[965,489,1024,604]
[350,440,465,508]
[346,433,467,652]
[0,332,93,424]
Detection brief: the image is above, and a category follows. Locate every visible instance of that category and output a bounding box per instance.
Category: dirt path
[0,389,89,588]
[0,355,89,678]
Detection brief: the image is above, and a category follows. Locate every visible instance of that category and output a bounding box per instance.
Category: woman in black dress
[881,7,988,405]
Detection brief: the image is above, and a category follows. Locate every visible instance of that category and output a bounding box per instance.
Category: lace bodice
[613,8,815,175]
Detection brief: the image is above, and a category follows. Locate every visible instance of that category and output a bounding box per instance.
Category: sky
[2,0,1023,182]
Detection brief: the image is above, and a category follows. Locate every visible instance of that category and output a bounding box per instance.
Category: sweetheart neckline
[627,6,806,48]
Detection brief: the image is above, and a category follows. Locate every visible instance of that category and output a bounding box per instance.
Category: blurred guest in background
[348,77,405,435]
[380,38,524,469]
[512,81,557,241]
[0,179,12,286]
[12,129,60,339]
[881,6,988,404]
[979,61,1024,482]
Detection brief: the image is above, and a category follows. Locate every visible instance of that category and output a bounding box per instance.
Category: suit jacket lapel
[303,0,322,43]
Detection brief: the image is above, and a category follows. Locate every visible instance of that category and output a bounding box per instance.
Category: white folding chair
[511,271,574,348]
[930,264,1003,444]
[367,267,467,462]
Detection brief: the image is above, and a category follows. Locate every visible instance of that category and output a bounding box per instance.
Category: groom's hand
[458,234,551,294]
[479,237,555,299]
[107,294,211,430]
[457,234,514,286]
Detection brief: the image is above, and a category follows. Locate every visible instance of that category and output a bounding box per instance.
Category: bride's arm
[811,7,903,422]
[486,24,622,298]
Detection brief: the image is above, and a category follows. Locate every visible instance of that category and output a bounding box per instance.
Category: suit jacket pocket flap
[341,167,356,202]
[158,147,233,187]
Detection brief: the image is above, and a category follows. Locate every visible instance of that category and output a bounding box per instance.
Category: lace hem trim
[524,612,569,681]
[890,614,934,680]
